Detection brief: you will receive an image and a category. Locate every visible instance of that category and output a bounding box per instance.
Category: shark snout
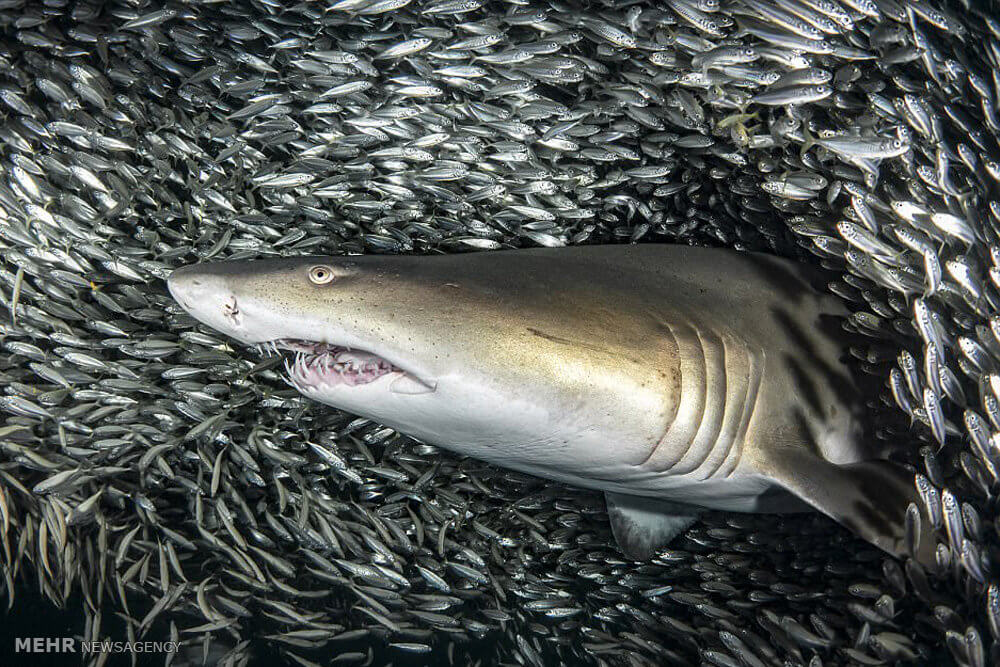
[168,266,243,332]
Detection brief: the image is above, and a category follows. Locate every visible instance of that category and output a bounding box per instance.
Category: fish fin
[800,124,815,159]
[764,449,936,567]
[605,492,700,561]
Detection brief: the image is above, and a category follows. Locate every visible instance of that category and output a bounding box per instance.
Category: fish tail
[800,125,815,159]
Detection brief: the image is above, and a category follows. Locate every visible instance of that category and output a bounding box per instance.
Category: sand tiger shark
[168,245,934,564]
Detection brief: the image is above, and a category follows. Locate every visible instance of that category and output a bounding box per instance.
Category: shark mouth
[258,339,435,395]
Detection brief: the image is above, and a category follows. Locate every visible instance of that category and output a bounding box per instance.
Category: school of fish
[0,0,998,665]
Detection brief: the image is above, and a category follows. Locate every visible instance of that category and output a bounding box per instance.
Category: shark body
[168,245,933,563]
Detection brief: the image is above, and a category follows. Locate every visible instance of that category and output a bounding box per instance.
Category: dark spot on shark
[790,408,822,459]
[754,484,811,513]
[526,327,613,355]
[784,353,825,421]
[771,307,857,412]
[846,464,902,540]
[744,253,834,303]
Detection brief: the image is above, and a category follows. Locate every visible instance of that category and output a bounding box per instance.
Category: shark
[167,244,934,564]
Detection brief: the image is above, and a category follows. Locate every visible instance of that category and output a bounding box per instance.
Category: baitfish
[168,245,934,564]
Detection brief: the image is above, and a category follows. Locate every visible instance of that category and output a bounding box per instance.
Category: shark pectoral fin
[605,492,701,561]
[764,450,936,567]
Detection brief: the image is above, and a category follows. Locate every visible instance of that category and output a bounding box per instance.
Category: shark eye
[308,265,335,285]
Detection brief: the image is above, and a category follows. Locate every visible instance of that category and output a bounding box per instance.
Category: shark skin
[167,245,935,565]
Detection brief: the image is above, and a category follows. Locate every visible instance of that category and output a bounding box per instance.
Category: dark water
[0,586,462,666]
[1,590,91,667]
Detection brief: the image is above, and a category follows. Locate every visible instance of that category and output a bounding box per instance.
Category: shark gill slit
[698,332,753,481]
[646,319,682,466]
[672,328,728,476]
[717,349,765,478]
[640,321,706,472]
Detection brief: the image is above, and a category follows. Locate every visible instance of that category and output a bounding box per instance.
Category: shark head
[168,255,440,395]
[167,250,680,480]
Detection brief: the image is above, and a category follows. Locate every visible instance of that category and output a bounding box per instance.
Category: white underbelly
[488,451,793,513]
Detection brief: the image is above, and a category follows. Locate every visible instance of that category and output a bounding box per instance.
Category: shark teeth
[275,339,405,391]
[257,340,280,357]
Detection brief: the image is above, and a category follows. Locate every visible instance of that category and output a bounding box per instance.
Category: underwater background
[0,0,996,664]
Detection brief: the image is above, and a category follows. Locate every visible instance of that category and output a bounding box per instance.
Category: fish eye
[308,265,335,285]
